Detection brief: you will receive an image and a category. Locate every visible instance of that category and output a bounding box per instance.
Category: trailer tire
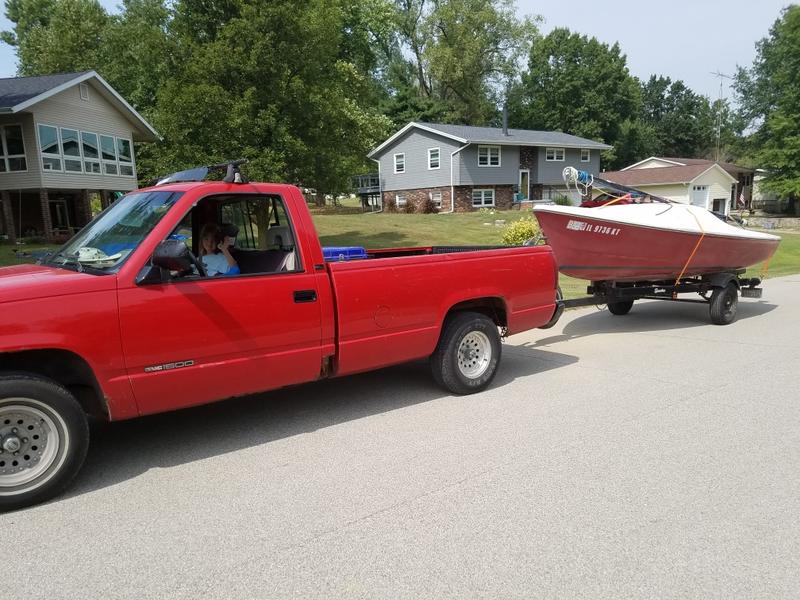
[430,312,501,395]
[0,374,89,512]
[710,282,738,325]
[607,299,634,315]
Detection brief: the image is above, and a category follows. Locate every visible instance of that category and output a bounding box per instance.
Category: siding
[377,129,461,191]
[456,144,519,186]
[695,168,735,213]
[537,147,600,185]
[0,113,42,189]
[631,158,679,169]
[634,184,691,203]
[32,81,139,191]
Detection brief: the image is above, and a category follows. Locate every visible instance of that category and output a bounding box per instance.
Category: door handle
[293,289,317,303]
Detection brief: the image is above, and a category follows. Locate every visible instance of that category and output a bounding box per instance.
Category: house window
[79,83,90,101]
[428,147,440,170]
[38,124,62,171]
[100,135,118,175]
[81,131,101,174]
[60,128,82,172]
[478,145,500,167]
[394,153,405,174]
[0,124,27,172]
[117,138,134,176]
[395,194,407,207]
[430,191,442,208]
[580,149,591,162]
[37,124,134,177]
[472,188,495,207]
[546,147,565,161]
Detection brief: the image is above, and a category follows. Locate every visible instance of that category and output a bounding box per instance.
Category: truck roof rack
[154,159,249,186]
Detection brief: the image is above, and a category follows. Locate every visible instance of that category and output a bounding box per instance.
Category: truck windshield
[47,190,184,273]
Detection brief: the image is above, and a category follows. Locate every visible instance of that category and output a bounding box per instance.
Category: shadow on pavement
[66,346,578,501]
[532,298,778,346]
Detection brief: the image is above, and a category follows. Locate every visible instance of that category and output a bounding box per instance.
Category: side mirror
[152,239,193,272]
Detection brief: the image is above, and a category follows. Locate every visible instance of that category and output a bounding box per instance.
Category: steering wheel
[181,248,206,277]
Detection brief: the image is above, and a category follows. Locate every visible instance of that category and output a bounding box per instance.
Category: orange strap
[673,208,706,297]
[599,193,631,208]
[760,256,772,280]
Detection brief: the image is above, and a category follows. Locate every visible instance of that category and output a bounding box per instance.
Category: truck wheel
[607,299,634,315]
[0,375,89,512]
[710,282,738,325]
[430,312,501,395]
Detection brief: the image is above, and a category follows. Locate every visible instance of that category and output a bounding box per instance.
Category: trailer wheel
[0,374,89,512]
[607,299,634,315]
[710,282,738,325]
[430,312,501,395]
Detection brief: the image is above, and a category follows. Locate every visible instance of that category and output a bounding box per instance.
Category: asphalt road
[3,276,799,599]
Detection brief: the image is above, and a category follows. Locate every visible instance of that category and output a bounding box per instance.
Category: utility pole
[711,71,732,161]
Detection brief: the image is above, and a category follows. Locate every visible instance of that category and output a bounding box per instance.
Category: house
[363,122,612,212]
[0,71,158,242]
[603,156,753,214]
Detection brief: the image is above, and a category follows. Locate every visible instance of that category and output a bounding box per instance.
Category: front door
[117,193,324,415]
[519,170,530,201]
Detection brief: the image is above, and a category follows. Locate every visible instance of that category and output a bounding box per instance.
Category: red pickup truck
[0,173,560,510]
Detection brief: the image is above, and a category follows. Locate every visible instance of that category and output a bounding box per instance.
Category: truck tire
[0,374,89,512]
[710,282,738,325]
[430,312,502,395]
[607,299,634,315]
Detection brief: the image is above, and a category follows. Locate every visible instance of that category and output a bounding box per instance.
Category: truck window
[168,194,301,277]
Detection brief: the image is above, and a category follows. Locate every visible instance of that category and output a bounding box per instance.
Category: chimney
[502,104,509,136]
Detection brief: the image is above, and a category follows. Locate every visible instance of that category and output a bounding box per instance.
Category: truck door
[117,193,324,415]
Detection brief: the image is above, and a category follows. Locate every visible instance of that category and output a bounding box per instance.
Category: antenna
[711,71,732,161]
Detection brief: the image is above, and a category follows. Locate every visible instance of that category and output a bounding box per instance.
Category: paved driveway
[3,276,799,599]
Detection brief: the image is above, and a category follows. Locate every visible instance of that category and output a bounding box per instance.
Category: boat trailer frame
[545,270,764,327]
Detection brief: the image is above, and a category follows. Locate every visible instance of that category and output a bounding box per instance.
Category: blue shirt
[202,253,239,276]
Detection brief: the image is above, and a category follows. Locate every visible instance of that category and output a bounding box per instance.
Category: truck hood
[0,264,117,304]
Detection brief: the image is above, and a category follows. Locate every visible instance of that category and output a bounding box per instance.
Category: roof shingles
[0,72,91,109]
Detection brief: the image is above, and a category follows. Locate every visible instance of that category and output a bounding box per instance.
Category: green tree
[735,5,800,204]
[2,0,109,75]
[379,0,537,126]
[508,28,639,168]
[639,75,716,159]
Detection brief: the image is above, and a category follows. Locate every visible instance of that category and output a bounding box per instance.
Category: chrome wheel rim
[0,399,66,492]
[457,331,492,379]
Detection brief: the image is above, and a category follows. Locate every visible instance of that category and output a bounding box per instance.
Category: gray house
[0,71,158,242]
[364,122,611,212]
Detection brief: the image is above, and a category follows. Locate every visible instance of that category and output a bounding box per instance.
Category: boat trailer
[547,270,764,326]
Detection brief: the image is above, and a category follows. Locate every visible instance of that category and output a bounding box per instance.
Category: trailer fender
[705,272,741,289]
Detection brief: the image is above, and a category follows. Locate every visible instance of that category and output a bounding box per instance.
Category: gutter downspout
[371,157,383,214]
[449,143,471,214]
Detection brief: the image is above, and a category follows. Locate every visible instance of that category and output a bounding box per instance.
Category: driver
[199,223,239,276]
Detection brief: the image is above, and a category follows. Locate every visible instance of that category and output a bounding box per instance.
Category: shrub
[553,195,574,206]
[403,201,417,214]
[421,197,439,214]
[501,217,540,246]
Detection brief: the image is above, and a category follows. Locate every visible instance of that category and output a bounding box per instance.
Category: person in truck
[199,222,239,276]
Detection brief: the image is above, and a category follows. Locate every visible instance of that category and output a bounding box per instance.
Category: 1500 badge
[144,360,195,373]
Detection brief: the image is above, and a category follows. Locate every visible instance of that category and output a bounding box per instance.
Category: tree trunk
[315,190,325,207]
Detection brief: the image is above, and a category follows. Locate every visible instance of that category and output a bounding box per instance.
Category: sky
[0,0,792,103]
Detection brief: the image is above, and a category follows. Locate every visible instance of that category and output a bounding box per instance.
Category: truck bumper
[538,300,565,330]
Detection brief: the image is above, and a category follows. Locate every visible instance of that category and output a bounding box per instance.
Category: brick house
[0,71,158,242]
[363,122,611,212]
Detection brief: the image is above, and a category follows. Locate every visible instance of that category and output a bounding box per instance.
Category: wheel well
[445,298,507,328]
[0,350,108,419]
